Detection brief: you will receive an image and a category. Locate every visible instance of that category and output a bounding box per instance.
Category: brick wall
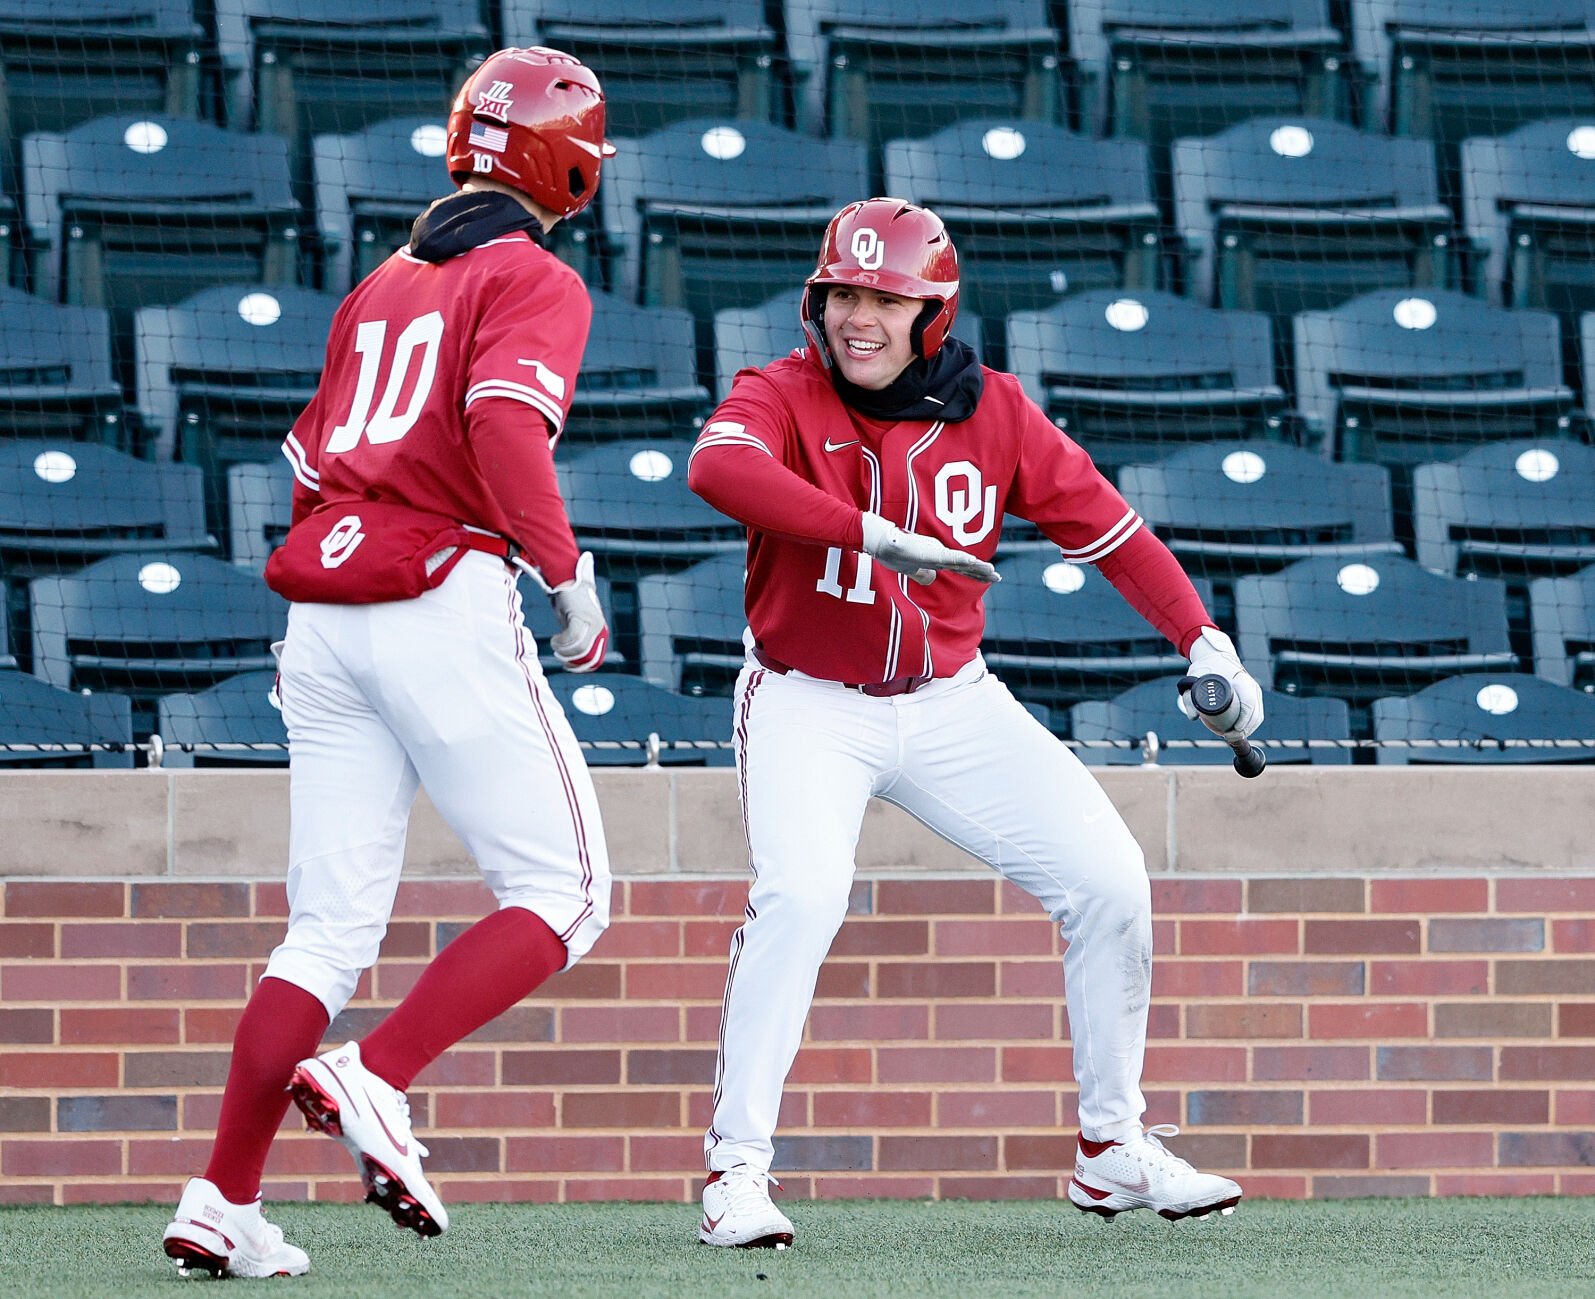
[3,872,1594,1205]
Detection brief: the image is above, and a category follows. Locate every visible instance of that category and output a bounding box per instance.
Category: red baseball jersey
[282,232,590,545]
[691,348,1142,684]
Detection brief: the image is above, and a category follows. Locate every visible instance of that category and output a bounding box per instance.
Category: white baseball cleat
[698,1166,795,1249]
[1068,1124,1243,1222]
[162,1176,310,1278]
[288,1040,449,1239]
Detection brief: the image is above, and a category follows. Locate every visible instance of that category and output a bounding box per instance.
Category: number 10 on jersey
[816,547,876,604]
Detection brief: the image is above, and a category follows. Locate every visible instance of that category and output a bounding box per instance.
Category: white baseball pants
[706,654,1151,1174]
[263,551,611,1020]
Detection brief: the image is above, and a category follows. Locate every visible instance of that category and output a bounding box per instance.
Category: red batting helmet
[800,198,961,363]
[446,47,614,218]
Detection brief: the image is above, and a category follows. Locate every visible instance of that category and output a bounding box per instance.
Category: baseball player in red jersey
[688,199,1265,1248]
[162,48,615,1277]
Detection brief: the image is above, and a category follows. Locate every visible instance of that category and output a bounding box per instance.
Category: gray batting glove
[1178,628,1264,739]
[549,551,609,673]
[860,511,1000,586]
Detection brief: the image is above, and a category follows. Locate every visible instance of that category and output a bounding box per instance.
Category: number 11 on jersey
[816,547,876,604]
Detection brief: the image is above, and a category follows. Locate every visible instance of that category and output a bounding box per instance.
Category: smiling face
[822,285,921,390]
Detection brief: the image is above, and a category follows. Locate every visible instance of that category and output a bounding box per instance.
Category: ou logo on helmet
[850,227,886,270]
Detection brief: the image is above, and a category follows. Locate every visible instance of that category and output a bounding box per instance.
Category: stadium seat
[882,119,1160,363]
[499,0,780,137]
[155,668,287,767]
[30,552,287,721]
[1352,1,1595,172]
[1233,554,1517,719]
[1371,672,1595,764]
[22,115,299,328]
[569,292,709,442]
[1006,289,1297,472]
[1172,115,1453,322]
[1530,562,1595,690]
[547,672,733,766]
[785,0,1063,171]
[1068,0,1350,149]
[0,286,125,447]
[516,568,625,674]
[712,287,983,401]
[636,551,746,696]
[214,0,489,181]
[1070,674,1353,766]
[0,668,132,767]
[1293,289,1580,468]
[0,440,213,580]
[980,553,1213,714]
[1118,441,1401,604]
[1413,439,1595,581]
[133,284,335,500]
[0,0,203,183]
[0,593,14,669]
[225,458,293,573]
[603,119,868,347]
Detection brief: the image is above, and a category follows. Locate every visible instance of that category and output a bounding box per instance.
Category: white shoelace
[721,1168,782,1213]
[1128,1123,1197,1173]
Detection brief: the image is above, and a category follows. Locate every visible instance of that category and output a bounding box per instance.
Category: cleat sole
[699,1231,795,1249]
[1158,1196,1243,1222]
[164,1239,228,1278]
[287,1067,344,1140]
[361,1155,443,1239]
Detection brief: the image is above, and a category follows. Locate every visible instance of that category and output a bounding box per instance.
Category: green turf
[2,1198,1593,1299]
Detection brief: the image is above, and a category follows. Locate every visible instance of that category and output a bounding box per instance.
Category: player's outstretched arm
[860,512,999,586]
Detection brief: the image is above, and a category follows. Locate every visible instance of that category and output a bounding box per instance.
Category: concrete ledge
[3,766,1592,879]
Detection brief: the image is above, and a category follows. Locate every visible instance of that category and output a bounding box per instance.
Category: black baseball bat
[1178,674,1267,779]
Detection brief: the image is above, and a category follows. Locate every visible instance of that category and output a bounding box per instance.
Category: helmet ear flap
[801,282,833,364]
[909,300,941,359]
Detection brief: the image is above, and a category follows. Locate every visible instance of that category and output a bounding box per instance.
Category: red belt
[753,648,935,698]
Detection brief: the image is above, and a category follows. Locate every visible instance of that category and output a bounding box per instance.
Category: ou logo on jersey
[320,515,366,569]
[934,461,998,546]
[850,227,886,270]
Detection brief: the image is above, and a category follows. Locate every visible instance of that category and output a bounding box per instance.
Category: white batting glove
[1178,627,1264,739]
[548,551,609,673]
[860,511,999,586]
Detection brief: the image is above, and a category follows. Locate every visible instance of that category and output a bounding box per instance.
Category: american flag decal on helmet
[469,123,509,152]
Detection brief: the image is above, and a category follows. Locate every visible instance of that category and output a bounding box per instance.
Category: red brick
[1436,1173,1557,1196]
[3,964,120,1001]
[442,1180,559,1203]
[877,1046,995,1083]
[1178,919,1298,955]
[1001,1045,1071,1083]
[939,1090,1059,1128]
[1241,1176,1309,1199]
[252,882,288,916]
[410,1051,497,1087]
[61,1008,180,1045]
[0,923,54,957]
[1252,1134,1369,1169]
[813,1091,933,1127]
[682,1005,720,1043]
[503,1135,626,1173]
[1253,1046,1370,1081]
[597,920,683,959]
[560,1006,680,1043]
[1248,961,1364,997]
[3,1139,122,1175]
[878,1135,997,1170]
[1248,879,1365,914]
[682,920,737,957]
[1315,1174,1430,1198]
[1000,960,1063,997]
[1310,1088,1427,1125]
[433,1090,555,1129]
[934,919,1055,956]
[1430,918,1543,952]
[1151,878,1243,914]
[0,1098,50,1132]
[1141,1045,1249,1082]
[876,879,996,915]
[125,1051,231,1087]
[1497,960,1595,994]
[61,922,181,959]
[1303,920,1419,955]
[5,883,124,918]
[1375,1131,1494,1169]
[1377,1046,1492,1081]
[0,1009,53,1044]
[127,963,248,1001]
[830,921,929,958]
[1001,1134,1074,1171]
[1500,1132,1595,1166]
[1186,1003,1302,1039]
[1308,1003,1428,1040]
[268,1137,372,1175]
[813,1175,937,1198]
[1186,1090,1303,1125]
[876,962,994,999]
[1496,878,1595,912]
[458,1006,554,1044]
[941,1175,1063,1199]
[1501,1046,1595,1082]
[390,880,496,917]
[809,1004,929,1041]
[1560,1004,1595,1037]
[183,1007,242,1044]
[815,962,871,998]
[0,1185,55,1204]
[1553,919,1595,952]
[1433,1089,1548,1125]
[1555,1090,1595,1124]
[788,1047,872,1084]
[626,1136,708,1172]
[0,1050,118,1089]
[934,1002,1053,1041]
[531,962,622,1001]
[1153,960,1243,996]
[132,882,252,918]
[179,921,283,958]
[1370,879,1489,914]
[565,1177,688,1201]
[625,1049,717,1085]
[626,880,747,918]
[562,1091,682,1129]
[501,1049,621,1085]
[621,962,729,1001]
[1435,1002,1552,1038]
[1370,960,1488,996]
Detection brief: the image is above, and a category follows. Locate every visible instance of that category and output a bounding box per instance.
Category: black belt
[753,648,935,698]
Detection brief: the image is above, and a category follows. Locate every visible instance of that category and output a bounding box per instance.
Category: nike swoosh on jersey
[823,437,861,452]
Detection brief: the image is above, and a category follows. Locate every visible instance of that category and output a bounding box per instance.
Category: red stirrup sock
[360,906,568,1092]
[204,977,331,1204]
